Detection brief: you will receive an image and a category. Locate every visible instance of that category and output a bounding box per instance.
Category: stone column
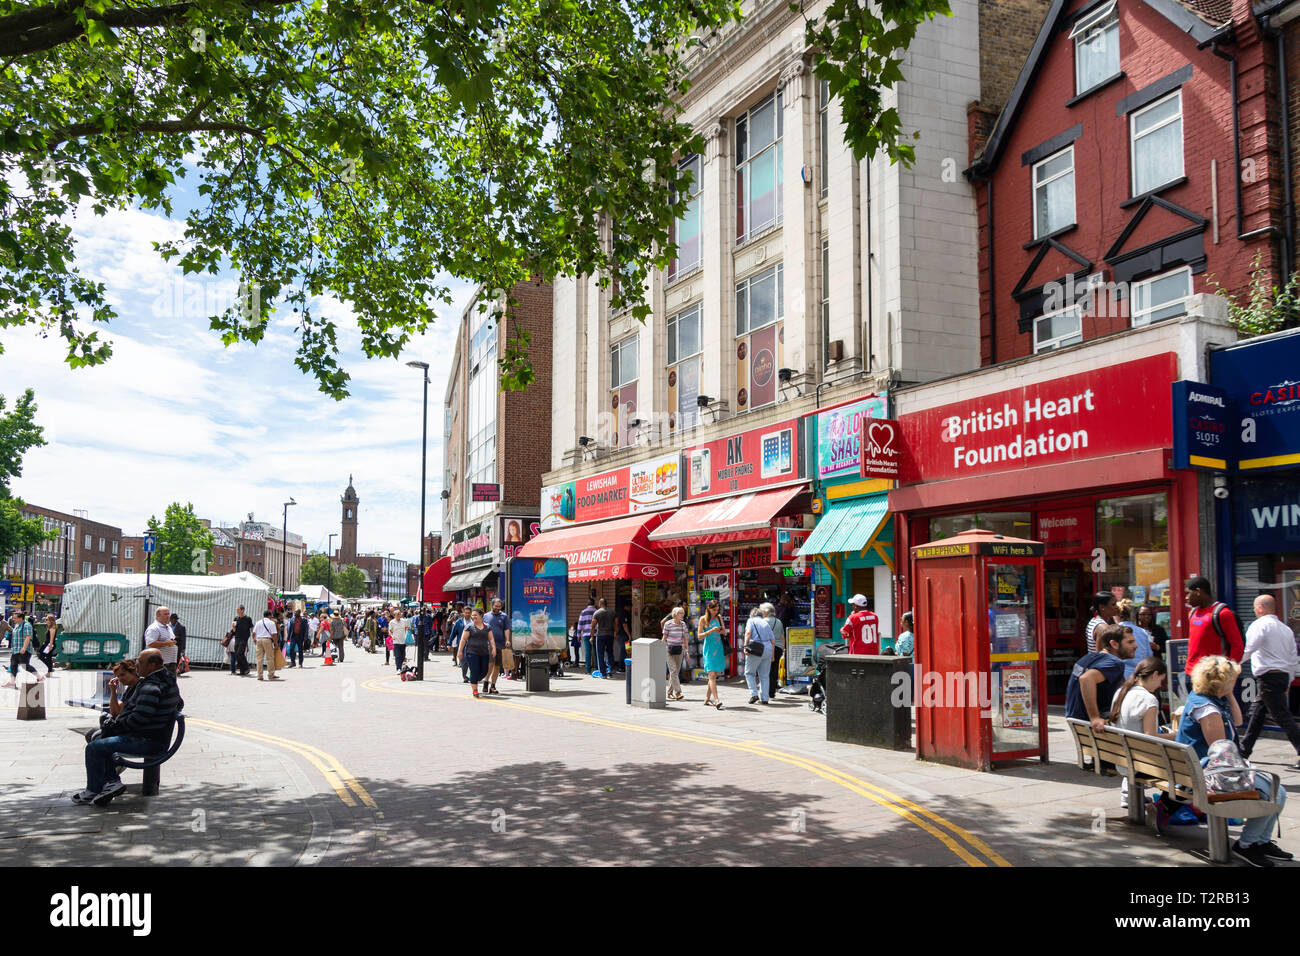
[698,120,732,420]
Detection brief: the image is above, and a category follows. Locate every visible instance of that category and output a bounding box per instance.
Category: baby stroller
[808,641,848,715]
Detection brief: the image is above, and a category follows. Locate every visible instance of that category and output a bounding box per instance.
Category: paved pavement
[2,648,1298,867]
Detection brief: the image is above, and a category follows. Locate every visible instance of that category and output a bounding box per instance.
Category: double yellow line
[360,676,1008,867]
[188,716,377,810]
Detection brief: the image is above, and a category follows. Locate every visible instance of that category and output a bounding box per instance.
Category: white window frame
[611,334,639,389]
[1070,1,1119,95]
[1032,146,1075,239]
[821,237,831,369]
[818,79,830,200]
[1033,304,1083,354]
[668,304,702,430]
[1130,90,1183,196]
[124,546,133,559]
[735,262,785,336]
[98,536,105,551]
[669,155,702,280]
[735,90,784,243]
[1130,266,1192,327]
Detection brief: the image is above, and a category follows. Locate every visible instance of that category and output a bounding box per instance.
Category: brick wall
[979,0,1054,112]
[1284,19,1300,275]
[500,277,553,513]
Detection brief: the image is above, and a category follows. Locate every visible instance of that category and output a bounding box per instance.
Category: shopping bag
[274,648,288,670]
[502,646,515,671]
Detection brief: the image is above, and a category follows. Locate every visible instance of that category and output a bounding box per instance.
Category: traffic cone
[322,641,335,666]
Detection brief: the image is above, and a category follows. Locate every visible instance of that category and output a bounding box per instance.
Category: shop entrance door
[1043,559,1090,704]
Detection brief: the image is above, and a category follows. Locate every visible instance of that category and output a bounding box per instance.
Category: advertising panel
[540,451,680,531]
[682,417,806,503]
[499,517,539,563]
[785,627,816,683]
[1210,332,1300,471]
[450,520,494,571]
[1035,506,1096,557]
[1234,478,1300,555]
[897,353,1177,484]
[858,417,903,480]
[1171,381,1233,471]
[816,395,889,480]
[771,528,811,564]
[505,557,569,652]
[750,324,778,409]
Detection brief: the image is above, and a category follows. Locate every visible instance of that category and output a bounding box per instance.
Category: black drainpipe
[986,176,997,365]
[1209,41,1247,239]
[1277,28,1296,270]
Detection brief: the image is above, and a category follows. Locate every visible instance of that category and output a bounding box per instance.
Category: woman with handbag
[38,613,59,673]
[743,606,776,705]
[661,606,690,701]
[699,600,726,709]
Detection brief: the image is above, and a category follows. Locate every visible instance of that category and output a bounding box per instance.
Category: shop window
[1070,1,1119,95]
[1095,493,1169,605]
[736,90,784,242]
[735,263,784,336]
[1033,147,1075,239]
[1130,267,1191,327]
[669,155,702,280]
[1131,91,1182,196]
[930,513,1032,540]
[1033,305,1082,353]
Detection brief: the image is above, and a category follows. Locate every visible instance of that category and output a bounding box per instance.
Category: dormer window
[1071,1,1119,95]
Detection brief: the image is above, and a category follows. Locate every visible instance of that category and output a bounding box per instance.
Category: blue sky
[0,171,477,563]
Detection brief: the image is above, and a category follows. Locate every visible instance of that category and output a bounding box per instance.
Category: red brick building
[966,0,1286,362]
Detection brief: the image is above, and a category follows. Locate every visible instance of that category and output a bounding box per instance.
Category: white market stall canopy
[300,583,345,604]
[60,571,271,666]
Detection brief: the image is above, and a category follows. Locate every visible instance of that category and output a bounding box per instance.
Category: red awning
[647,485,805,548]
[421,556,454,602]
[516,512,680,583]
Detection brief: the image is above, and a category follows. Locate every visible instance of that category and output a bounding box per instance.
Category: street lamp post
[407,359,430,680]
[327,533,336,596]
[281,498,297,594]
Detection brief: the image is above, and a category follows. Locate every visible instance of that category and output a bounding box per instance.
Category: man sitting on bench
[72,648,183,808]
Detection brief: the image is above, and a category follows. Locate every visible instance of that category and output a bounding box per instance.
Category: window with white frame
[819,79,830,200]
[668,304,702,429]
[98,536,105,551]
[124,546,133,559]
[821,238,831,368]
[736,90,784,241]
[1070,1,1119,95]
[82,561,90,578]
[1033,147,1075,238]
[611,334,638,389]
[112,540,118,555]
[97,563,105,574]
[1131,91,1183,196]
[736,263,784,336]
[670,155,702,280]
[1131,267,1192,326]
[466,309,498,522]
[83,533,91,549]
[1033,305,1083,353]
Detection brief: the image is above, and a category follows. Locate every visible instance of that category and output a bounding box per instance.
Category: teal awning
[798,495,891,558]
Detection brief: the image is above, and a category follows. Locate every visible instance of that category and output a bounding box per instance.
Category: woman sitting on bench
[1108,656,1169,811]
[1176,655,1290,868]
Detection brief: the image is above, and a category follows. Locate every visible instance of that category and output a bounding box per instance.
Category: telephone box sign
[897,353,1177,484]
[682,417,807,502]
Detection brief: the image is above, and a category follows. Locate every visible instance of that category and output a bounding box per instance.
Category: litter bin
[825,654,910,750]
[17,678,45,721]
[526,654,550,692]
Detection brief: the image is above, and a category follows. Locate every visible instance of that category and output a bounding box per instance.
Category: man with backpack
[1184,576,1243,675]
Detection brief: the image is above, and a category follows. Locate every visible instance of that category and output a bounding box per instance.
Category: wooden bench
[1067,718,1283,863]
[112,713,186,797]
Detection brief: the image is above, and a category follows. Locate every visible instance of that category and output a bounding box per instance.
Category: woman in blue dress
[699,600,726,709]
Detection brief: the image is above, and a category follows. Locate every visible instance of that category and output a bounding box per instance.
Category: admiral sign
[1171,381,1233,471]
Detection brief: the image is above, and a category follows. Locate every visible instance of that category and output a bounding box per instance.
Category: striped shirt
[662,620,689,646]
[577,605,597,641]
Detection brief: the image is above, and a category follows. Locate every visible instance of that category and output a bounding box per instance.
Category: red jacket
[1186,602,1244,675]
[840,610,880,655]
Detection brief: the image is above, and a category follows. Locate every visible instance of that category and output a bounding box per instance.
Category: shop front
[446,518,497,607]
[649,416,813,678]
[890,352,1200,704]
[1209,330,1300,716]
[525,451,685,648]
[795,394,895,652]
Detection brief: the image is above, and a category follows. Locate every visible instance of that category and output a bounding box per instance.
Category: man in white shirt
[1239,594,1300,768]
[144,606,178,674]
[253,610,281,681]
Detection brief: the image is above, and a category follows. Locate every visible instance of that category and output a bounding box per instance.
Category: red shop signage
[1035,506,1096,556]
[682,417,807,502]
[858,417,903,480]
[897,353,1177,484]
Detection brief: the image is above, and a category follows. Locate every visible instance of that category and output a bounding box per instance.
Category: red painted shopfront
[889,353,1200,703]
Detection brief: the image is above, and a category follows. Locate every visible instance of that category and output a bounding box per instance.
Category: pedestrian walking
[763,602,784,699]
[287,610,308,668]
[578,597,596,673]
[144,606,178,675]
[254,610,280,680]
[390,609,410,671]
[330,611,347,663]
[1239,594,1300,768]
[1085,592,1119,652]
[1184,576,1244,675]
[2,611,36,687]
[840,594,880,655]
[38,613,58,674]
[483,598,508,694]
[743,607,776,704]
[699,601,726,709]
[592,597,616,677]
[169,612,187,671]
[458,607,494,698]
[661,606,690,700]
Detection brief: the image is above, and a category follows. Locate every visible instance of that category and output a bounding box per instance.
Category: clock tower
[341,476,359,565]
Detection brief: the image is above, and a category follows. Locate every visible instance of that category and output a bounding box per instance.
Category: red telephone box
[911,529,1048,771]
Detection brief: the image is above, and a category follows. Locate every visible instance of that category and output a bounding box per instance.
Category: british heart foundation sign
[858,417,903,479]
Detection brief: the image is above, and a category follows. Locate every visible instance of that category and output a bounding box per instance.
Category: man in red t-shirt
[840,594,880,655]
[1184,575,1244,675]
